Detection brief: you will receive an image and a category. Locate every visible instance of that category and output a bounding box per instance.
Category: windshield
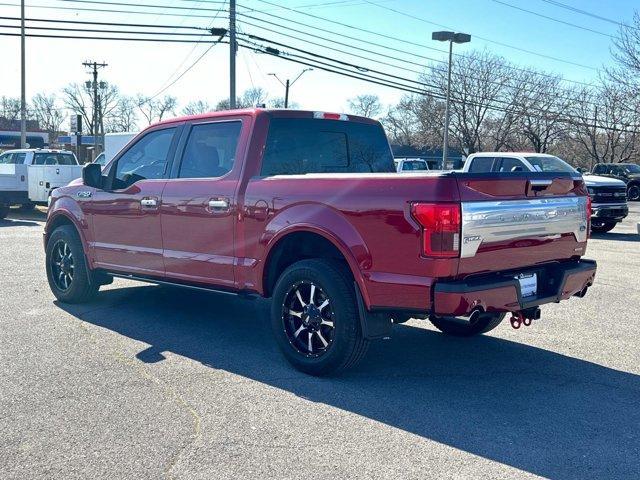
[623,164,640,174]
[0,152,26,164]
[525,156,576,173]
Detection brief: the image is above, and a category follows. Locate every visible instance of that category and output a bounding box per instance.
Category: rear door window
[401,160,428,171]
[468,157,495,172]
[179,121,242,178]
[260,118,394,175]
[33,153,77,165]
[497,157,526,172]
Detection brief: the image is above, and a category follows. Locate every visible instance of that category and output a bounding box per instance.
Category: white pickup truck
[463,152,629,233]
[0,149,82,219]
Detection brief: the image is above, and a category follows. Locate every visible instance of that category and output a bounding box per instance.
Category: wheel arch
[261,225,371,307]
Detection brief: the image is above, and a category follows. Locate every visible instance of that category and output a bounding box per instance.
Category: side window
[468,157,495,172]
[13,153,26,164]
[113,128,176,189]
[498,157,525,172]
[0,153,13,164]
[179,122,241,178]
[593,165,604,174]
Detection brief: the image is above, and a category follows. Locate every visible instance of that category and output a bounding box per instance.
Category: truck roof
[1,148,73,154]
[468,152,556,158]
[151,108,379,128]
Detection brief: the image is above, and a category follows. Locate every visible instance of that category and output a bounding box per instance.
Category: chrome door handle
[140,198,157,207]
[208,199,229,210]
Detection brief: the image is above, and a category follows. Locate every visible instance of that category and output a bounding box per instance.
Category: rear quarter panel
[241,173,460,310]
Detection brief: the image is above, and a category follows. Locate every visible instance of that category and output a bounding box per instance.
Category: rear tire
[0,204,8,220]
[430,312,506,337]
[591,220,617,233]
[270,259,369,376]
[19,202,36,211]
[46,225,99,303]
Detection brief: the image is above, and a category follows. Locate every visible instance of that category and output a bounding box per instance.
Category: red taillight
[411,203,461,258]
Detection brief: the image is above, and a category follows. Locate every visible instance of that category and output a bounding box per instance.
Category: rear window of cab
[260,118,395,175]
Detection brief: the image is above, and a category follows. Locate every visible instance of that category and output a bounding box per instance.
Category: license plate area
[515,273,537,298]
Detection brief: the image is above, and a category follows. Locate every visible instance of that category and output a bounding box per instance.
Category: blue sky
[0,0,637,118]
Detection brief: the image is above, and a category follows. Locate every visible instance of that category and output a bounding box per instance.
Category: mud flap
[354,282,392,339]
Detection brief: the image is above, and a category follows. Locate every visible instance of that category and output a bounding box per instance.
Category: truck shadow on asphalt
[58,285,640,479]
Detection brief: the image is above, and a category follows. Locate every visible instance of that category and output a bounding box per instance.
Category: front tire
[627,184,640,201]
[591,220,617,233]
[270,259,369,376]
[430,311,506,337]
[46,225,99,303]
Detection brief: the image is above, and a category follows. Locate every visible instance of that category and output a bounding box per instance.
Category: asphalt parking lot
[1,205,639,480]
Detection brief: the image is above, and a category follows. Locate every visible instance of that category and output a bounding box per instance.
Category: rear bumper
[433,259,597,316]
[591,203,628,222]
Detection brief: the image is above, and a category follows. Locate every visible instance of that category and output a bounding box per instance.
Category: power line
[361,0,597,70]
[0,30,223,43]
[0,15,210,30]
[491,0,614,38]
[56,0,226,14]
[538,0,635,30]
[241,0,598,85]
[0,2,226,20]
[239,37,640,132]
[0,23,215,36]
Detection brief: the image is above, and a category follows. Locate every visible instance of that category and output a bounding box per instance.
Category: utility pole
[268,68,313,108]
[20,0,26,148]
[229,0,236,109]
[83,61,107,155]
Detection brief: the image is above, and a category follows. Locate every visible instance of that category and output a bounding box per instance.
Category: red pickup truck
[44,109,596,375]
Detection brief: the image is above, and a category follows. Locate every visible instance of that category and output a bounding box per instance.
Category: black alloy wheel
[282,280,335,357]
[51,239,75,291]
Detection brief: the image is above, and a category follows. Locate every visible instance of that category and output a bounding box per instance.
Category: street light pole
[442,40,453,171]
[269,68,312,109]
[20,0,26,148]
[432,31,470,169]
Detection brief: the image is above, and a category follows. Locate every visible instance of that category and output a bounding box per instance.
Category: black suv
[592,163,640,201]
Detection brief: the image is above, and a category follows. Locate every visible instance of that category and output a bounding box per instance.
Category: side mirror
[82,162,103,189]
[576,167,587,174]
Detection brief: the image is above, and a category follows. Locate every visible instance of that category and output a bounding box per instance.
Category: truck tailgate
[455,173,589,277]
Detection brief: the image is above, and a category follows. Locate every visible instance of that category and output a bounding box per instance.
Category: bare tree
[31,94,65,141]
[106,96,138,133]
[347,94,382,118]
[425,50,511,154]
[382,94,444,147]
[62,82,120,135]
[608,10,640,93]
[182,100,211,116]
[268,97,299,109]
[135,95,177,125]
[214,88,269,111]
[0,96,22,122]
[570,82,640,167]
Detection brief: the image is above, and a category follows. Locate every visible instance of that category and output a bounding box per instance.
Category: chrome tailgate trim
[461,197,589,258]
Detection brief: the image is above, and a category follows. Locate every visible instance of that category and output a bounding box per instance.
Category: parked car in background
[0,149,82,218]
[44,110,596,375]
[592,163,640,201]
[394,158,430,172]
[463,152,628,233]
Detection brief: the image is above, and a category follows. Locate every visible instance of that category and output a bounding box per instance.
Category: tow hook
[509,307,541,329]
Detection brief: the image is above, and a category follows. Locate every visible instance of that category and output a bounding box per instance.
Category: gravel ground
[0,204,638,480]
